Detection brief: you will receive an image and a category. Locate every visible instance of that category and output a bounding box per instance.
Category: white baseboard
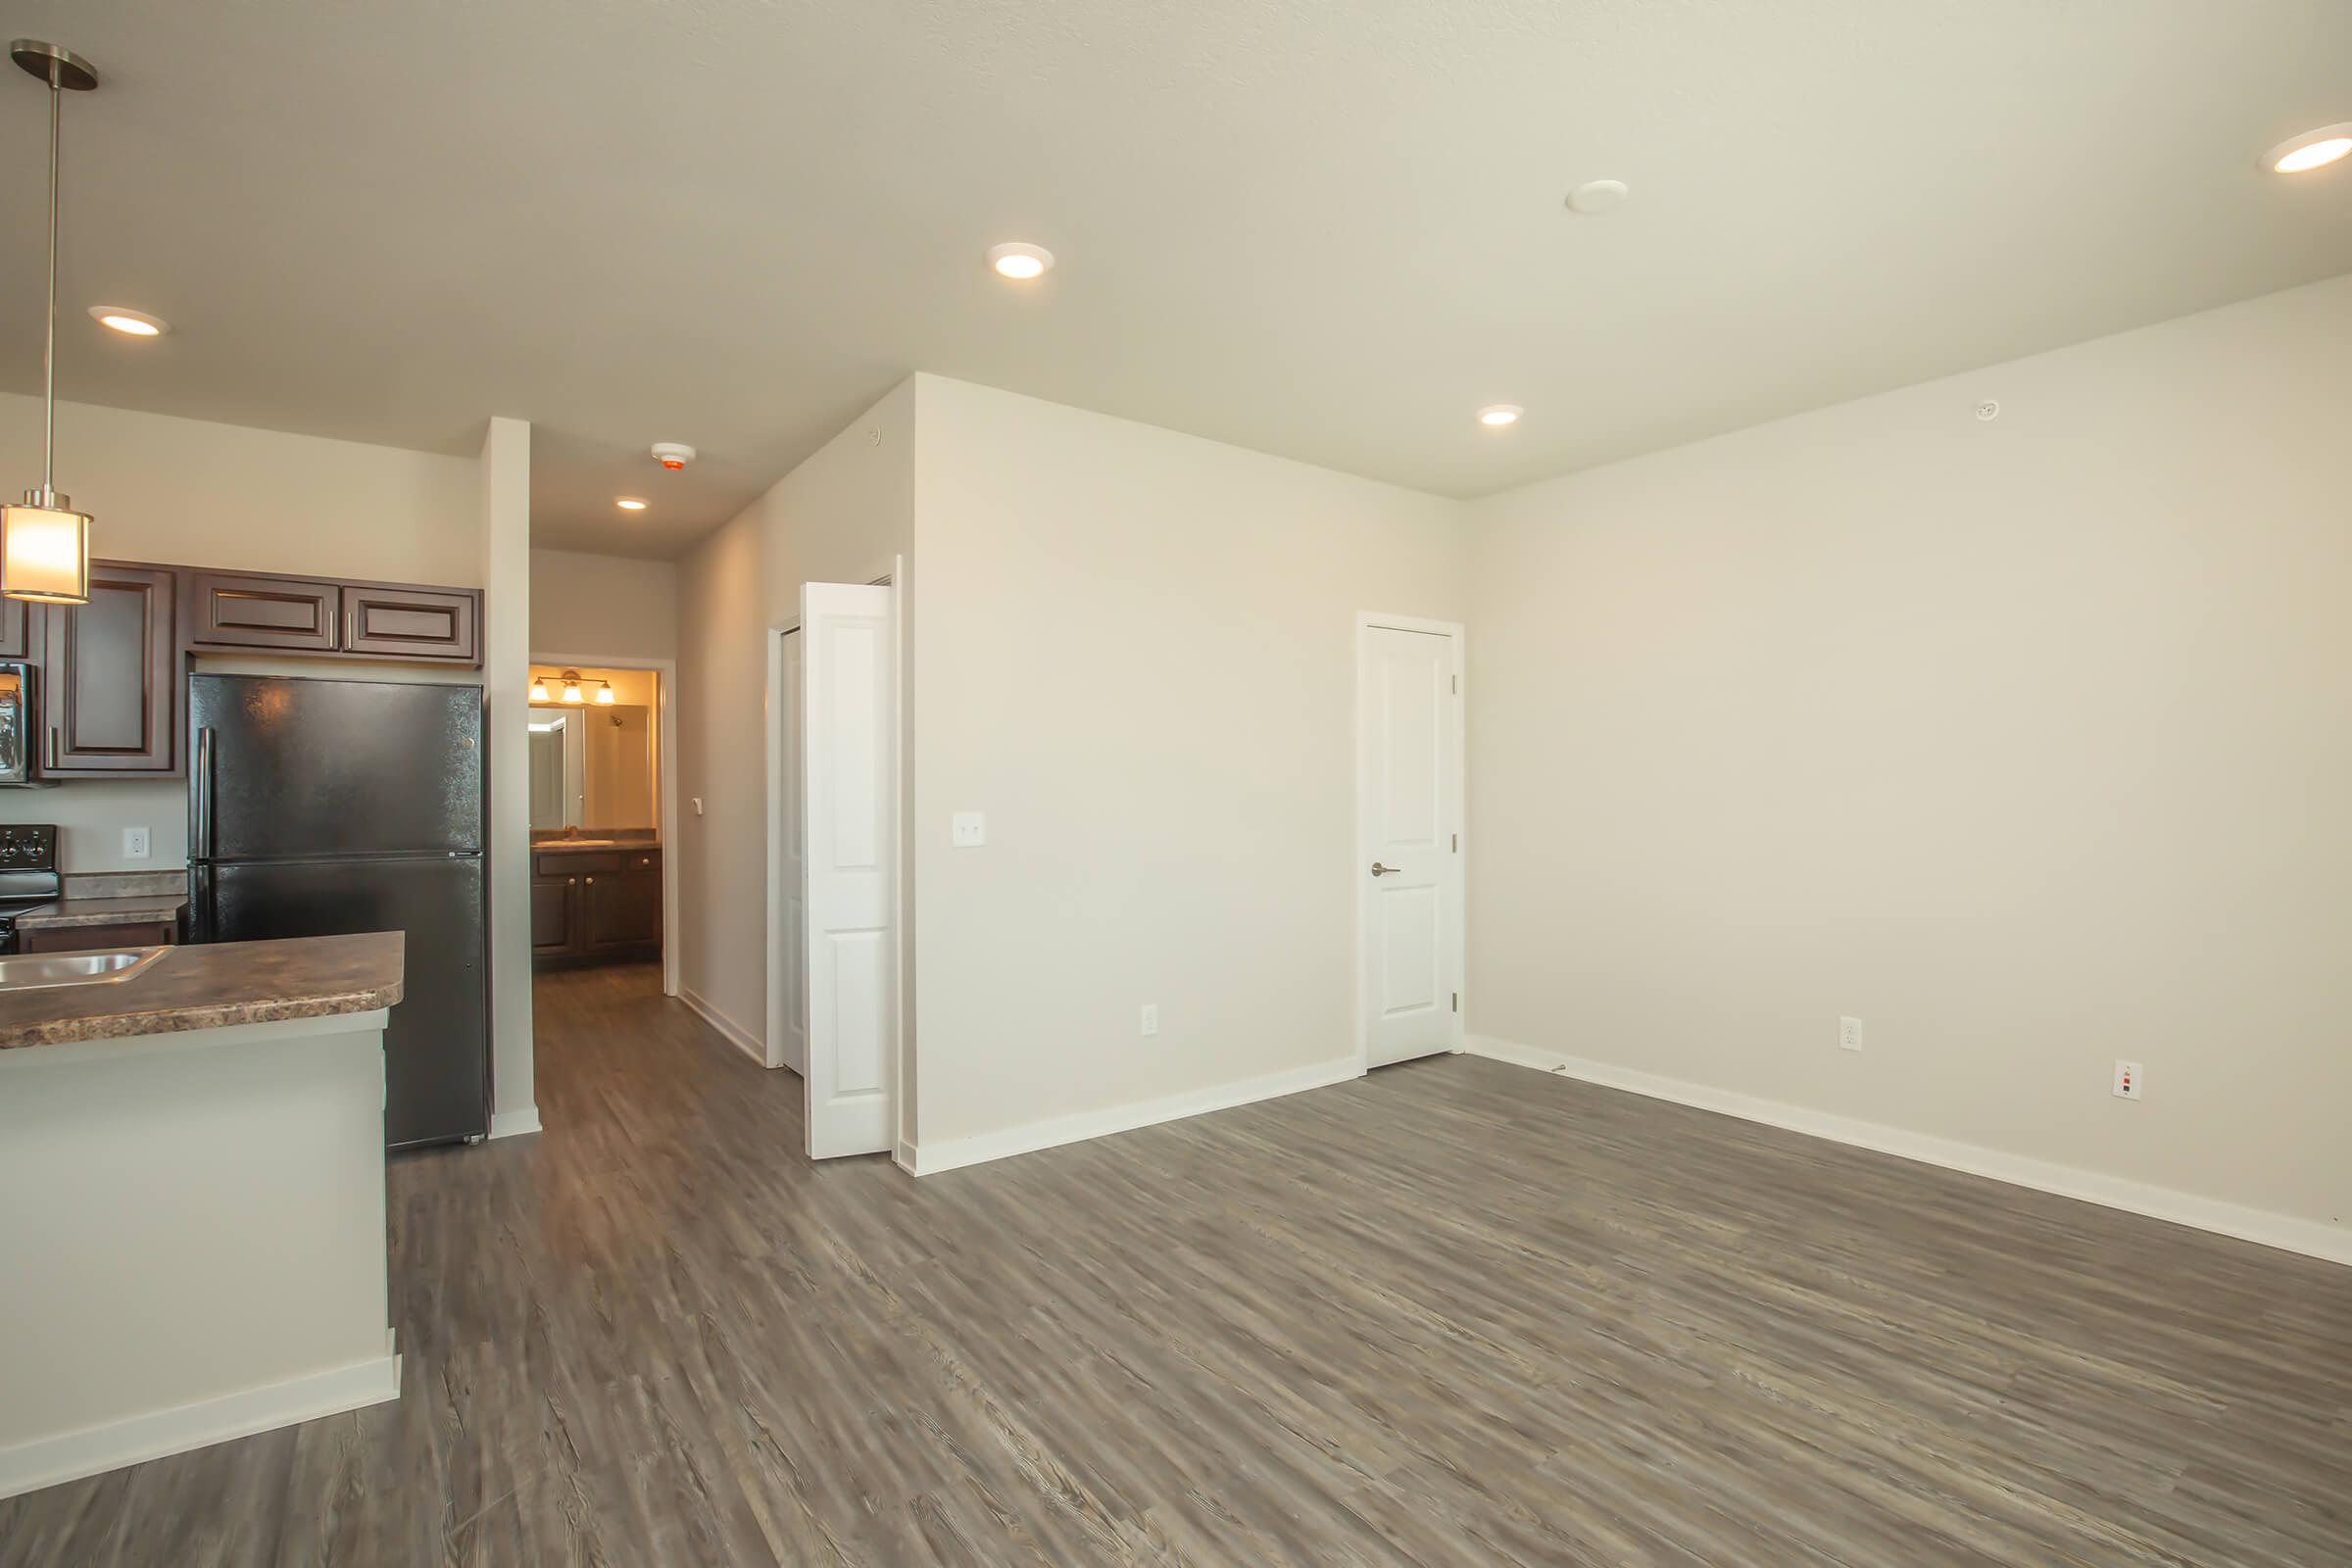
[1465,1035,2352,1269]
[679,987,767,1066]
[0,1347,400,1501]
[488,1106,541,1140]
[907,1054,1363,1177]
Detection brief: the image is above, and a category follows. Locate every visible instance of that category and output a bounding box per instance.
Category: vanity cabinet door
[39,563,179,777]
[531,873,580,956]
[583,867,661,954]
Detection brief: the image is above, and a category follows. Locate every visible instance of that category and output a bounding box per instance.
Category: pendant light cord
[41,66,59,497]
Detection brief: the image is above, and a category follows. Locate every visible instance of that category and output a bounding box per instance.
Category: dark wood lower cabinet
[531,849,662,967]
[19,919,178,955]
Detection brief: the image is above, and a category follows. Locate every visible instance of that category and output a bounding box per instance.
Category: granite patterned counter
[0,932,404,1051]
[9,893,189,932]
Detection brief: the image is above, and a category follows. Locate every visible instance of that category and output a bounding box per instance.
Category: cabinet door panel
[584,870,661,951]
[41,564,177,775]
[531,875,578,955]
[342,585,478,662]
[0,597,34,661]
[185,571,340,652]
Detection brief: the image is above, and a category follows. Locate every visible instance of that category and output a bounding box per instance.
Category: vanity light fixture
[528,674,552,702]
[89,305,167,336]
[594,680,616,706]
[3,40,101,606]
[559,671,585,705]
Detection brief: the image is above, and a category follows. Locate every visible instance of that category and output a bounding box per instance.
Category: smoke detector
[651,442,696,471]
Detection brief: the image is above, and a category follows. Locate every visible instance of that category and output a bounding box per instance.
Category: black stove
[0,822,60,953]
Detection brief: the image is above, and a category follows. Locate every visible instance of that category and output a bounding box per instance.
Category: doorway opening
[524,654,680,999]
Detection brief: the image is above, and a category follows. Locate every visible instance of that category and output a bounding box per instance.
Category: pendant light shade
[527,674,551,703]
[1,491,90,604]
[6,39,100,606]
[559,671,585,705]
[594,680,615,706]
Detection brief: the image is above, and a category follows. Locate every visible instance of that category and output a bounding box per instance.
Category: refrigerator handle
[192,726,216,860]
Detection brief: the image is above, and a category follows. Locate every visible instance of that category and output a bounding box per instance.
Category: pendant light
[2,41,99,606]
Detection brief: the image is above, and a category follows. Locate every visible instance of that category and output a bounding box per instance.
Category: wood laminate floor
[5,963,2348,1565]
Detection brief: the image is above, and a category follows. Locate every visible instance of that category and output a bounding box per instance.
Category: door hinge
[1451,674,1458,694]
[1451,992,1458,1012]
[1451,833,1458,853]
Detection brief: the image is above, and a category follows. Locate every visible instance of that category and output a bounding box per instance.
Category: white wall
[0,395,483,873]
[907,375,1467,1154]
[0,393,479,585]
[479,417,536,1135]
[529,548,678,662]
[1466,275,2352,1239]
[672,380,914,1053]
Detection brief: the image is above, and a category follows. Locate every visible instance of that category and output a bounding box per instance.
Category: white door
[803,583,898,1157]
[771,627,808,1075]
[1357,620,1462,1068]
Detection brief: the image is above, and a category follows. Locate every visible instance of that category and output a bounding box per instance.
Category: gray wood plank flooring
[4,961,2346,1565]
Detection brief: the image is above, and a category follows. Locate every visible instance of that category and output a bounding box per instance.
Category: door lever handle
[1370,861,1401,876]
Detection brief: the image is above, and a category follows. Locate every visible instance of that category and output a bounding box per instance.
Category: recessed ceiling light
[615,497,648,512]
[1476,405,1524,428]
[2265,123,2352,173]
[89,305,167,336]
[1565,179,1631,214]
[988,242,1054,280]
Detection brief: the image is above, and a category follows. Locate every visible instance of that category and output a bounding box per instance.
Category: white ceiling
[2,1,2347,561]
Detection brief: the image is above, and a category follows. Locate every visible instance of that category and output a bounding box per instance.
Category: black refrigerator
[188,673,490,1148]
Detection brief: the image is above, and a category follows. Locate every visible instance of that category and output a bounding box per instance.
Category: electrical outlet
[1838,1016,1864,1052]
[1140,1003,1158,1038]
[2113,1059,2143,1101]
[122,826,151,860]
[952,811,986,848]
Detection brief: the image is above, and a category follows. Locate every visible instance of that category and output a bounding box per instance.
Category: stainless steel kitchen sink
[0,947,170,991]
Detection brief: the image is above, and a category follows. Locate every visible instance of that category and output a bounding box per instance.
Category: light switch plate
[952,811,986,848]
[122,826,151,860]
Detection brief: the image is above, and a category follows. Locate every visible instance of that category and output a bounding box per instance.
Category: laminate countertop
[0,932,404,1051]
[10,894,189,931]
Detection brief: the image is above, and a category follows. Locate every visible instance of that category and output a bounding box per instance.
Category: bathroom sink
[0,947,170,992]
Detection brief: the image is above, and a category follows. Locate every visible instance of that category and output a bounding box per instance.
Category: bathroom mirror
[528,704,654,830]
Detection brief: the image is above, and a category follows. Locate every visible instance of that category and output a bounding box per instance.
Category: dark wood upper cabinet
[40,562,179,777]
[0,597,35,661]
[184,570,341,653]
[341,584,478,663]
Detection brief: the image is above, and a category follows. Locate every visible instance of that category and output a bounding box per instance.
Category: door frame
[528,649,681,999]
[761,617,802,1072]
[1351,612,1467,1073]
